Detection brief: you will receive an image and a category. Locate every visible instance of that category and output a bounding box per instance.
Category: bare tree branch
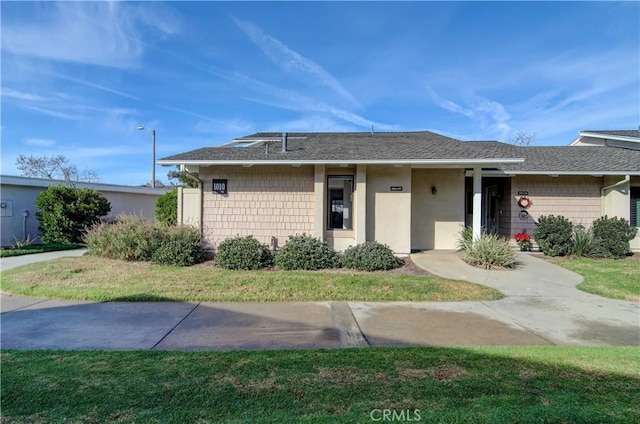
[15,154,100,182]
[510,129,537,146]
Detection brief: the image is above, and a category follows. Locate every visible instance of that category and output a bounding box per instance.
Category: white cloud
[212,69,395,130]
[427,88,474,118]
[233,17,360,107]
[1,2,180,68]
[1,88,51,102]
[428,88,512,139]
[23,106,82,121]
[24,138,56,147]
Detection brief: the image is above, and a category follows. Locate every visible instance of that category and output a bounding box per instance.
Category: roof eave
[575,131,640,144]
[495,170,640,176]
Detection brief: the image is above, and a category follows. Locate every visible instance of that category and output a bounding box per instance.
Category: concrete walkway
[1,249,638,350]
[405,251,640,346]
[1,248,88,271]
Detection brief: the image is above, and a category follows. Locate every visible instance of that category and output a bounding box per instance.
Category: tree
[509,129,537,146]
[155,189,178,226]
[167,166,200,188]
[16,154,100,182]
[35,185,111,243]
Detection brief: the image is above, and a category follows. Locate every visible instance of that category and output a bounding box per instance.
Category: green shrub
[571,225,594,257]
[461,233,517,269]
[85,215,158,261]
[590,216,637,259]
[85,215,204,266]
[532,215,573,257]
[36,184,111,243]
[275,234,337,270]
[341,241,402,271]
[151,226,204,266]
[215,235,274,270]
[155,189,177,226]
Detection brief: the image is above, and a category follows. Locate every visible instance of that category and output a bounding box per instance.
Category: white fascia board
[157,158,526,167]
[0,175,172,194]
[578,132,640,143]
[489,171,640,176]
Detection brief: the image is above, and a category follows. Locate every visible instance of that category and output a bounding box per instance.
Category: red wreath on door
[518,196,533,209]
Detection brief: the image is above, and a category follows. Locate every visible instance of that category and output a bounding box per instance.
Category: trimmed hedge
[341,241,402,271]
[532,215,573,257]
[215,235,274,270]
[275,234,338,270]
[590,216,637,259]
[151,226,204,266]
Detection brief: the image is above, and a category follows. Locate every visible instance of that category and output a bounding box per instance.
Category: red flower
[514,232,531,242]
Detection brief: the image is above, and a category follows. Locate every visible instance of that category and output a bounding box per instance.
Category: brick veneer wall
[200,165,315,250]
[510,175,602,236]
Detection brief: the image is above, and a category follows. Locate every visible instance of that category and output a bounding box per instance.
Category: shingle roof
[581,130,640,139]
[160,131,523,163]
[498,146,640,173]
[159,130,640,174]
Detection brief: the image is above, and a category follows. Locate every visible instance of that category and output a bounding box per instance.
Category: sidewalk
[1,248,88,271]
[1,249,638,350]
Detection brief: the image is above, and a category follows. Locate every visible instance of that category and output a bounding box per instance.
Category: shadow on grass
[106,294,183,302]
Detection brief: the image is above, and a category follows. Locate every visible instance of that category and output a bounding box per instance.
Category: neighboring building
[158,130,640,254]
[570,129,640,150]
[0,175,170,246]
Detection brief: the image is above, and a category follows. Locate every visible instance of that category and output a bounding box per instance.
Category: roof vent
[282,132,288,152]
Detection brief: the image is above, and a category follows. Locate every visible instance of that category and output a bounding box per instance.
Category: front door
[483,185,499,234]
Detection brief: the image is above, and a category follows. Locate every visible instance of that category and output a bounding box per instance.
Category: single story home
[158,129,640,254]
[0,175,170,246]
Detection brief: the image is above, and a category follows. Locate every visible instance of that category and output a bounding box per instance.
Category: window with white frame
[327,176,353,230]
[631,187,640,227]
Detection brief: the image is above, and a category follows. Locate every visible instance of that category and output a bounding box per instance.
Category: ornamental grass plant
[457,230,517,270]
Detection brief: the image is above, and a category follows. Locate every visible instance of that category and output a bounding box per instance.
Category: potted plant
[514,232,532,251]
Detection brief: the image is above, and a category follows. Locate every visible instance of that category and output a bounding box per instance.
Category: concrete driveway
[1,249,638,350]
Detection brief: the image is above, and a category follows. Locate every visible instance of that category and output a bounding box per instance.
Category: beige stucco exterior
[366,165,412,255]
[411,168,465,250]
[180,165,639,253]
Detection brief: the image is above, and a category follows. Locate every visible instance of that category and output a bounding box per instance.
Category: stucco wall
[510,175,602,236]
[366,165,412,255]
[631,176,640,251]
[0,178,164,246]
[199,165,314,250]
[602,175,630,221]
[411,169,465,250]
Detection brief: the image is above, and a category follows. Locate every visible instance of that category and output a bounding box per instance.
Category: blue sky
[1,1,638,185]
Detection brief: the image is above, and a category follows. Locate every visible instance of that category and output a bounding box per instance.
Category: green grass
[2,347,638,423]
[0,255,502,302]
[555,257,640,301]
[0,243,85,257]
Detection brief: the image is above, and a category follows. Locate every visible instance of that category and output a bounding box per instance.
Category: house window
[631,187,640,227]
[327,176,353,230]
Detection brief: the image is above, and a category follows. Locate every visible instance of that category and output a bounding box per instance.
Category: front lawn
[0,243,85,258]
[554,256,640,301]
[2,347,638,423]
[0,255,502,302]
